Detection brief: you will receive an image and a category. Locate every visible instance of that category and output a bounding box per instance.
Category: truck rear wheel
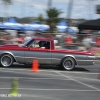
[0,54,14,67]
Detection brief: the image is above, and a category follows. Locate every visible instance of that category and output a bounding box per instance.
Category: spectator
[96,36,100,47]
[64,34,73,46]
[16,34,24,44]
[51,35,58,46]
[24,34,32,42]
[82,35,92,50]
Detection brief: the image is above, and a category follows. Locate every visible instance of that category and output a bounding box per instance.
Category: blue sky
[0,0,100,19]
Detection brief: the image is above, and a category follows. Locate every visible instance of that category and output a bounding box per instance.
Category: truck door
[24,40,52,64]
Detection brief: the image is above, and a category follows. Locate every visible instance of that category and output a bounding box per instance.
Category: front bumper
[77,56,95,65]
[94,56,100,60]
[87,56,96,60]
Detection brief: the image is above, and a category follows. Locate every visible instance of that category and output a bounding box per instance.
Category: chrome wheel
[62,57,75,71]
[0,54,14,67]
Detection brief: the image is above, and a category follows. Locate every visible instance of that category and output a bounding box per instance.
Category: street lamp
[20,0,26,18]
[47,0,52,9]
[87,0,96,19]
[66,0,74,27]
[29,5,34,17]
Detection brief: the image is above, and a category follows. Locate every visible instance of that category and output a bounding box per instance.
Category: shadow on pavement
[3,64,90,72]
[73,67,90,72]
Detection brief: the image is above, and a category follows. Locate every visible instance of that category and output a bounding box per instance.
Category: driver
[38,41,46,48]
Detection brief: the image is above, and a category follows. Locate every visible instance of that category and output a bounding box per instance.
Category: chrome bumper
[77,56,95,65]
[95,56,100,60]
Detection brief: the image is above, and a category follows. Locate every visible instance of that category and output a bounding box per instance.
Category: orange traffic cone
[31,60,39,72]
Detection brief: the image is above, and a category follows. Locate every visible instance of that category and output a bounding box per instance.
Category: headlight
[87,56,95,60]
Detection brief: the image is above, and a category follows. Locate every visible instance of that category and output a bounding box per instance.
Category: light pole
[24,0,26,17]
[47,0,52,9]
[66,0,74,27]
[20,0,26,18]
[88,0,92,19]
[29,5,34,17]
[88,0,96,20]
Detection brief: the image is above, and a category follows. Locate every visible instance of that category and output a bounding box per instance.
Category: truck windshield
[22,38,34,47]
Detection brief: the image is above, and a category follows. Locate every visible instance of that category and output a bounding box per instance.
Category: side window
[45,41,50,49]
[30,40,51,49]
[30,40,40,48]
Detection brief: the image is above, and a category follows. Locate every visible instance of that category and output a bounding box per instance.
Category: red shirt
[65,37,73,46]
[96,39,100,46]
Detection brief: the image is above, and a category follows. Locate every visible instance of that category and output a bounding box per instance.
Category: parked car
[0,38,96,71]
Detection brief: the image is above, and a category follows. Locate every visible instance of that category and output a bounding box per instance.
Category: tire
[0,54,14,67]
[61,57,75,71]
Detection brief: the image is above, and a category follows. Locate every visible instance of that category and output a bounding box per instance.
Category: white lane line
[22,94,56,100]
[0,76,99,82]
[54,71,100,91]
[0,88,100,91]
[95,64,100,66]
[0,70,99,82]
[0,68,29,71]
[0,77,70,80]
[41,70,99,75]
[54,70,99,74]
[67,76,99,81]
[0,68,99,75]
[0,70,61,77]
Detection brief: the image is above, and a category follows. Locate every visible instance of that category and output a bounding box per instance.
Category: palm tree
[2,0,12,21]
[36,14,44,23]
[46,7,63,33]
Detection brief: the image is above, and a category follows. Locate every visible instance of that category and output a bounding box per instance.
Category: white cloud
[30,4,47,10]
[0,9,20,15]
[60,13,66,18]
[0,0,100,19]
[71,13,82,19]
[53,0,69,4]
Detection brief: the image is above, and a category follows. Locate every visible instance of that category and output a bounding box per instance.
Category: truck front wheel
[61,57,75,71]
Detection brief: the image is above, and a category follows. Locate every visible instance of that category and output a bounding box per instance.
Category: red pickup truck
[0,37,95,71]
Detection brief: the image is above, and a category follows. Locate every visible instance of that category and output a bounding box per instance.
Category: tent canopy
[67,27,76,34]
[2,18,23,30]
[56,21,68,32]
[57,20,67,26]
[78,19,100,30]
[4,18,18,23]
[23,21,41,31]
[31,21,41,24]
[23,21,50,32]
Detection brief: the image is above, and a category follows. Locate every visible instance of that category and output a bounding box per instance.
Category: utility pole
[88,0,92,19]
[21,0,26,18]
[24,0,26,17]
[47,0,52,9]
[88,0,96,20]
[66,0,74,27]
[30,5,34,17]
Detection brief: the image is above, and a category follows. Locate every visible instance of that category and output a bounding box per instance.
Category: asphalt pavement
[0,63,100,100]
